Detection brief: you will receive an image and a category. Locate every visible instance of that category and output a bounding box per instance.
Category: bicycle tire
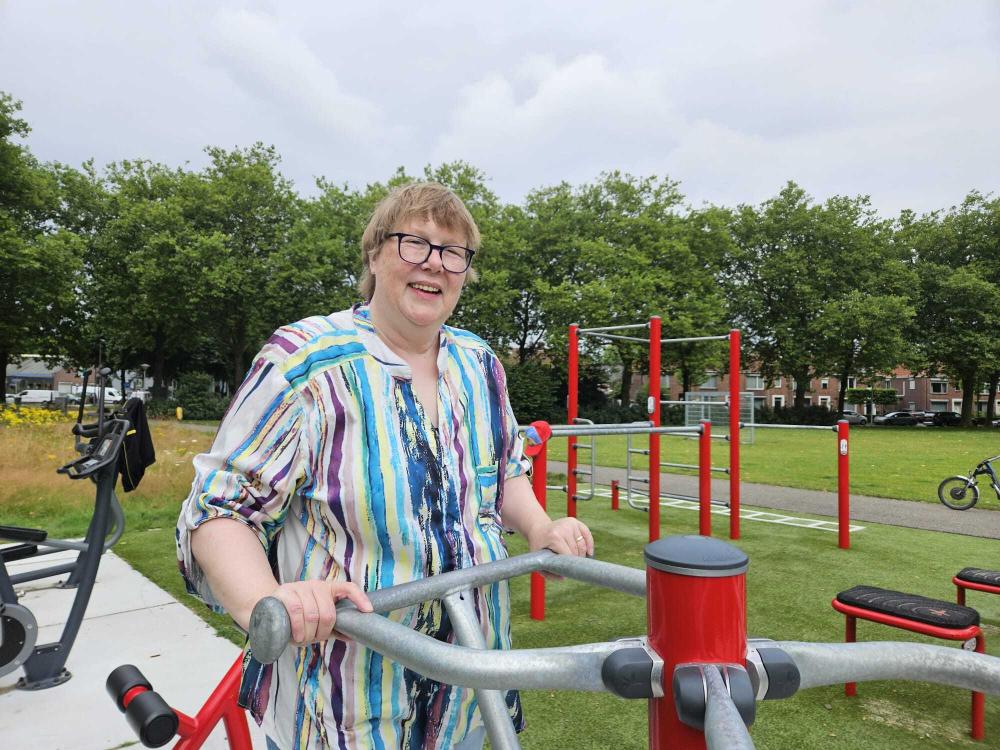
[937,476,979,510]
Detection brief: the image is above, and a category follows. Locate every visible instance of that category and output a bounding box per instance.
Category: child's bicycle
[938,454,1000,510]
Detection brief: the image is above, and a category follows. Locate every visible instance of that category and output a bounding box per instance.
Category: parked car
[873,411,921,426]
[839,410,868,425]
[930,411,963,427]
[5,389,62,405]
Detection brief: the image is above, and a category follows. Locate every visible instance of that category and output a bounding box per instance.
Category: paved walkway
[548,461,1000,540]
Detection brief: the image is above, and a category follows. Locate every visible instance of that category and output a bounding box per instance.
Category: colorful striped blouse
[176,305,528,749]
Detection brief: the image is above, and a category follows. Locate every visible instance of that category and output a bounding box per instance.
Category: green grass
[545,426,1000,504]
[501,497,1000,749]
[4,422,1000,748]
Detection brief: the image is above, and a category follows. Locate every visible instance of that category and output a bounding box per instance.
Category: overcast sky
[2,1,998,217]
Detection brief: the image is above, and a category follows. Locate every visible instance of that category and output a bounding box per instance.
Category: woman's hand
[526,516,595,558]
[270,580,374,646]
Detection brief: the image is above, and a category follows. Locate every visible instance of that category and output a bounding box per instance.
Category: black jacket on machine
[117,397,156,492]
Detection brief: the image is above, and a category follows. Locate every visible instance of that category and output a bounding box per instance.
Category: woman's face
[369,217,469,333]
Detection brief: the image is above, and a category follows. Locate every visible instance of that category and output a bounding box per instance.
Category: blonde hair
[358,182,480,302]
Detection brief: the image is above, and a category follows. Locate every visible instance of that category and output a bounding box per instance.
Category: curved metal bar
[334,607,624,690]
[538,555,646,598]
[704,666,756,750]
[443,592,520,750]
[775,641,1000,695]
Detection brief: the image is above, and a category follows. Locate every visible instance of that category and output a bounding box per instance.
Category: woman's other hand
[526,516,595,558]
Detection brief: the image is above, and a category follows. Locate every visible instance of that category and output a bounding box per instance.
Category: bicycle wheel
[937,476,979,510]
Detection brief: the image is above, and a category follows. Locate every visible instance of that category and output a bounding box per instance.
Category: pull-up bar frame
[568,317,742,541]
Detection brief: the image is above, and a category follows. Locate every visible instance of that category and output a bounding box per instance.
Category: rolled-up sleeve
[176,354,306,608]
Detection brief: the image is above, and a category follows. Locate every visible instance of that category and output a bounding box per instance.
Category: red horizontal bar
[832,599,981,641]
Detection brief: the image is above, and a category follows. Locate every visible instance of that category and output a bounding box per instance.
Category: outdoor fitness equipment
[0,368,128,689]
[110,535,994,750]
[568,319,743,542]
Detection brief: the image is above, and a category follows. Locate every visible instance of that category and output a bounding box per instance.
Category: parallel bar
[662,400,729,407]
[742,423,832,432]
[729,329,741,540]
[579,332,649,343]
[547,425,703,437]
[578,323,650,333]
[661,334,730,343]
[660,461,730,474]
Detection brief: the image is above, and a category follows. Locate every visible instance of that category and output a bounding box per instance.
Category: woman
[176,182,594,749]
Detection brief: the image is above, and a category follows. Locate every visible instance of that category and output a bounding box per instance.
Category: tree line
[3,91,999,425]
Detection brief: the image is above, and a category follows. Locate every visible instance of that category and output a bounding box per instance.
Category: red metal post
[973,635,985,740]
[837,420,850,550]
[611,479,619,511]
[530,442,548,621]
[699,420,712,536]
[844,615,857,696]
[728,329,741,540]
[646,536,748,750]
[649,316,662,542]
[567,324,579,519]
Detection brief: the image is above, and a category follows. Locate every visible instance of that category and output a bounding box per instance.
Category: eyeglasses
[387,232,476,273]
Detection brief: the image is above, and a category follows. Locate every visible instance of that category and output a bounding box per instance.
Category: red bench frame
[955,575,1000,607]
[832,597,986,741]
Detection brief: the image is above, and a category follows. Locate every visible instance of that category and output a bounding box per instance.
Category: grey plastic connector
[601,637,664,698]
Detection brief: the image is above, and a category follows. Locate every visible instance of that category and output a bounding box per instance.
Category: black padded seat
[956,568,1000,587]
[837,585,979,629]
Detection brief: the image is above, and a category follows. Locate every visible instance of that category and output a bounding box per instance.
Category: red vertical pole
[699,420,712,536]
[844,615,857,696]
[646,536,748,750]
[649,316,662,542]
[567,324,579,519]
[530,441,548,621]
[837,420,850,550]
[973,635,985,740]
[728,329,741,540]
[611,479,619,511]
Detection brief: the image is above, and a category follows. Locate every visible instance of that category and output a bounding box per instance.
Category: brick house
[630,367,1000,416]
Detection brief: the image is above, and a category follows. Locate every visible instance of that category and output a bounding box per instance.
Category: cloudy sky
[2,1,997,216]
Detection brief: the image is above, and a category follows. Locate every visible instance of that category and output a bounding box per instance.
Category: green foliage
[845,387,900,406]
[173,372,229,421]
[506,360,562,423]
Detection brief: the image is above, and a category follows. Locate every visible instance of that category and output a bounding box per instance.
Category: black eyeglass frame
[386,232,476,273]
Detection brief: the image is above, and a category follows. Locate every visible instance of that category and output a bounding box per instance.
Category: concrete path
[0,548,267,750]
[548,460,1000,540]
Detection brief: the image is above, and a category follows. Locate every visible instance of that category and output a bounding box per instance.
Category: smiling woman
[175,182,593,750]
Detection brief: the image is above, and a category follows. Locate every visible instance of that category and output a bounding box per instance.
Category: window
[930,400,948,413]
[883,378,893,389]
[819,396,831,408]
[660,374,670,388]
[819,378,828,390]
[772,395,785,408]
[803,396,812,405]
[908,401,916,411]
[754,397,765,411]
[701,372,718,390]
[952,399,963,411]
[745,373,764,391]
[931,379,948,394]
[773,377,783,388]
[909,379,915,390]
[846,376,856,389]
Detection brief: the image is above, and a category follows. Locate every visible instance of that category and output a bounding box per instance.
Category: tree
[195,144,301,391]
[902,195,1000,425]
[728,184,912,410]
[0,92,81,401]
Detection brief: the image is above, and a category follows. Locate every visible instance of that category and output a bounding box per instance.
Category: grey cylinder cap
[644,535,748,577]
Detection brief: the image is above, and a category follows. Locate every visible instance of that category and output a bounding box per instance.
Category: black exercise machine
[0,368,129,690]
